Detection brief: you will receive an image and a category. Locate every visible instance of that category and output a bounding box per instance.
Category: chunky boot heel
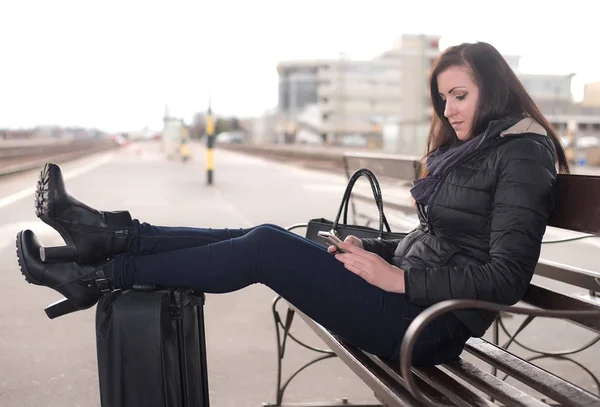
[16,229,115,319]
[35,163,134,264]
[40,245,79,262]
[45,298,79,319]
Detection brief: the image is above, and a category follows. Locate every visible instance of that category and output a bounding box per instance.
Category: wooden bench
[263,155,600,407]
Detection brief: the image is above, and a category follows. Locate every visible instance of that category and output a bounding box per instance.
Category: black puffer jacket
[362,117,558,337]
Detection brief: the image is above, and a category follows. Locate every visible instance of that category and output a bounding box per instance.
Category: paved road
[0,141,598,406]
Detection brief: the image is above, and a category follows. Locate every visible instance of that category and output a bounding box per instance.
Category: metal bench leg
[262,295,381,407]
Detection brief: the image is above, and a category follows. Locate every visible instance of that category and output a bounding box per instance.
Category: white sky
[1,0,599,132]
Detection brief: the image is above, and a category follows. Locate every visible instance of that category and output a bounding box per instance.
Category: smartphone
[317,231,348,253]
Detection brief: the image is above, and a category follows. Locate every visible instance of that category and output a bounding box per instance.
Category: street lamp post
[206,92,215,185]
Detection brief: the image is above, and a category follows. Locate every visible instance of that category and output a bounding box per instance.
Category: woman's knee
[247,224,313,255]
[257,223,287,233]
[250,224,293,241]
[248,224,288,242]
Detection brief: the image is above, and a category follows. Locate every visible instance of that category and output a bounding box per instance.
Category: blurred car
[342,133,368,147]
[576,136,599,149]
[560,135,600,149]
[215,131,245,144]
[110,134,130,146]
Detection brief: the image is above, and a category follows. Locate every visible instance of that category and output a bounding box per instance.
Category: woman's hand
[327,234,363,253]
[333,240,406,294]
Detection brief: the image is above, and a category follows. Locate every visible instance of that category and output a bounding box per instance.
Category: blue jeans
[109,221,470,365]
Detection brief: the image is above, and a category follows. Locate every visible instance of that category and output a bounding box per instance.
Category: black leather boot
[16,229,116,319]
[35,163,134,264]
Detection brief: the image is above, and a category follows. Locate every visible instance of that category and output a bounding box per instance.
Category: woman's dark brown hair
[422,42,570,176]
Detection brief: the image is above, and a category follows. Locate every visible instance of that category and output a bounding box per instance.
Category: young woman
[16,42,568,366]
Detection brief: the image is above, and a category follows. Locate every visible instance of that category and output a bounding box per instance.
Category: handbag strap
[342,169,384,226]
[333,168,392,238]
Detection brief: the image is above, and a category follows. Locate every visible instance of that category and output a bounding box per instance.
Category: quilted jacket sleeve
[404,138,557,306]
[361,238,404,263]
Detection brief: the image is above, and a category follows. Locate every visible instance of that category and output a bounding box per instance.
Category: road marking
[0,154,114,210]
[302,184,347,193]
[214,189,254,227]
[121,199,170,207]
[0,222,60,251]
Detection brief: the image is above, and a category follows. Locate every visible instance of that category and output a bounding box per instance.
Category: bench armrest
[286,223,309,233]
[399,298,600,407]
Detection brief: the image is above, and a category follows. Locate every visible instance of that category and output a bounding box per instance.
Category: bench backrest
[343,152,421,183]
[548,174,600,234]
[528,173,600,333]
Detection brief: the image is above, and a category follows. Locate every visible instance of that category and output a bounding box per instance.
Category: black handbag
[307,168,411,243]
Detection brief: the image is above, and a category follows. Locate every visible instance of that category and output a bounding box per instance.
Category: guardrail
[0,138,118,176]
[216,143,367,172]
[217,142,600,176]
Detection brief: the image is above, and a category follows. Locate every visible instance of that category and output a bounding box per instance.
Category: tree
[189,112,206,139]
[215,117,231,135]
[230,117,240,130]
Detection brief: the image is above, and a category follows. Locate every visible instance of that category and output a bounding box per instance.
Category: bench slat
[343,153,421,182]
[535,259,600,293]
[364,354,496,407]
[524,284,600,333]
[411,366,495,407]
[443,358,549,407]
[465,337,600,407]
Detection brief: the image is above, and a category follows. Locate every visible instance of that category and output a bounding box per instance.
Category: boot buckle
[95,278,113,294]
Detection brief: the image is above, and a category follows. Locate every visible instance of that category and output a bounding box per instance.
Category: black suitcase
[95,287,210,407]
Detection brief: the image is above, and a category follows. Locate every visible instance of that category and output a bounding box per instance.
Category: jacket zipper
[425,125,497,234]
[424,173,449,234]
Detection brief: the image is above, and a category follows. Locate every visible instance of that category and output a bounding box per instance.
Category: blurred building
[579,83,600,140]
[519,73,573,113]
[276,34,441,146]
[517,73,600,142]
[245,108,279,144]
[517,72,575,136]
[379,34,441,124]
[317,55,403,140]
[277,62,320,143]
[0,129,35,139]
[582,82,600,107]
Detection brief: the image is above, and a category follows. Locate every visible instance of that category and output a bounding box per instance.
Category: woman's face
[437,65,480,141]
